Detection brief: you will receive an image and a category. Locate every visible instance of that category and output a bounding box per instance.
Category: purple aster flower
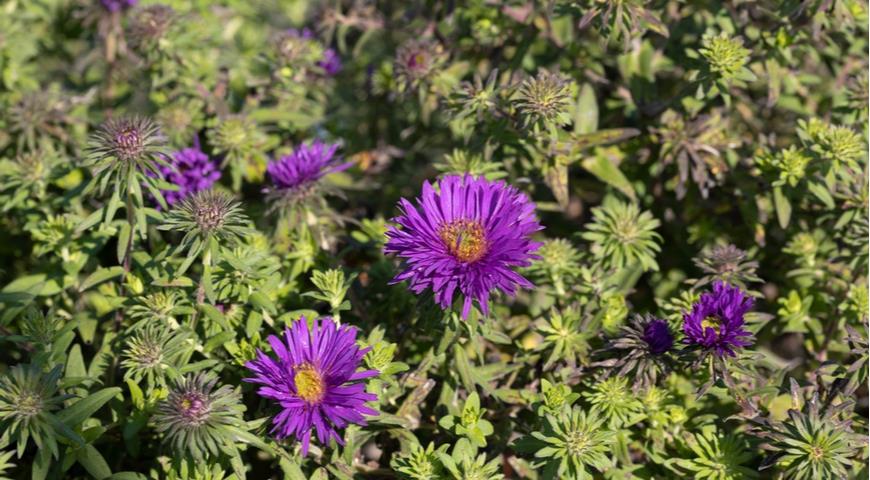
[384,174,543,319]
[642,318,674,355]
[100,0,137,12]
[244,316,378,455]
[266,140,350,193]
[154,139,221,206]
[683,281,754,357]
[318,48,342,76]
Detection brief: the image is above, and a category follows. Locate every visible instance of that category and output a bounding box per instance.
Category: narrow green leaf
[80,266,125,292]
[76,444,112,480]
[574,83,598,134]
[581,155,636,200]
[58,387,122,427]
[773,186,792,229]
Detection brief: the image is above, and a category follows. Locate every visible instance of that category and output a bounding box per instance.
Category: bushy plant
[0,0,867,478]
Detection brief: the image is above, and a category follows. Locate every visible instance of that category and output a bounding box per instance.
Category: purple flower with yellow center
[244,317,378,455]
[266,140,350,197]
[642,318,674,355]
[384,174,543,318]
[155,139,221,206]
[683,281,754,357]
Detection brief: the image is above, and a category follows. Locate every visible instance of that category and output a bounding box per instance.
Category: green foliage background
[0,0,868,478]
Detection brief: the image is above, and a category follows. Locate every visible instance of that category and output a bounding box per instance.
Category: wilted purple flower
[384,175,543,318]
[683,281,754,357]
[267,140,350,193]
[319,48,342,76]
[642,318,674,355]
[155,140,221,206]
[244,317,378,455]
[100,0,137,12]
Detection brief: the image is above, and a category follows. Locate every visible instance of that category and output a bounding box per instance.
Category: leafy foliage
[0,0,867,478]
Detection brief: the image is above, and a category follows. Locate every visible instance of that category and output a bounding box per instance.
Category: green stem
[114,193,135,330]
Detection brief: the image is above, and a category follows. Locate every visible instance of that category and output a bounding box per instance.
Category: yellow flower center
[701,315,721,334]
[438,220,488,263]
[293,363,325,403]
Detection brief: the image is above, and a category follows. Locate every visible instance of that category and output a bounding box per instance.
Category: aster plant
[83,116,172,268]
[154,372,247,461]
[0,364,76,458]
[518,407,615,479]
[384,174,543,319]
[580,197,661,272]
[244,316,378,455]
[159,190,249,276]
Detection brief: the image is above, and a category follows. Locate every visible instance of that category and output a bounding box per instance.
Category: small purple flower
[642,318,674,355]
[244,317,378,455]
[267,140,350,192]
[319,48,342,76]
[100,0,137,12]
[384,175,543,319]
[155,140,221,206]
[683,281,754,357]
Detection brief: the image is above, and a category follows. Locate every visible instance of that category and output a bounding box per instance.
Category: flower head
[153,141,221,206]
[154,373,245,460]
[244,316,378,455]
[266,140,349,200]
[384,175,542,318]
[0,364,73,458]
[89,116,166,168]
[100,0,137,12]
[700,34,751,82]
[642,318,674,355]
[319,48,342,76]
[596,314,673,391]
[513,70,572,128]
[682,281,754,357]
[394,39,446,90]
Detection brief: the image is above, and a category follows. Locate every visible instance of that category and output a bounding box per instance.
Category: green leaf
[76,208,104,234]
[80,266,125,292]
[574,83,598,134]
[581,154,635,201]
[248,291,276,314]
[106,474,147,480]
[204,330,236,353]
[32,447,52,480]
[66,344,87,379]
[126,379,144,410]
[563,128,640,152]
[773,186,792,229]
[58,387,122,427]
[117,222,132,265]
[200,304,231,330]
[76,445,112,480]
[543,163,569,209]
[807,181,835,209]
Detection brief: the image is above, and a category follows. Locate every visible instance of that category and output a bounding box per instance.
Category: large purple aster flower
[244,316,378,455]
[267,140,350,194]
[154,140,221,206]
[384,174,543,318]
[682,281,754,357]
